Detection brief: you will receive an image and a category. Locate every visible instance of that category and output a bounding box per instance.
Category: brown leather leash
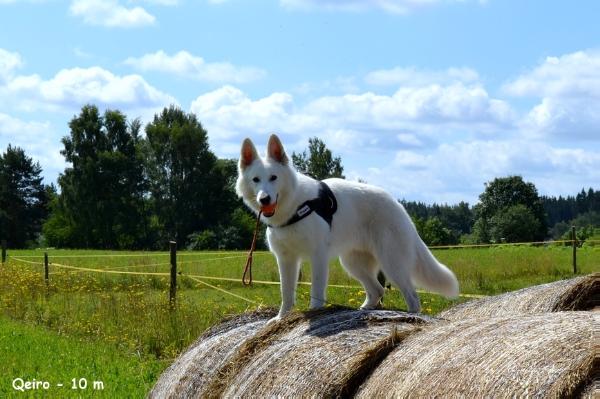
[243,210,263,286]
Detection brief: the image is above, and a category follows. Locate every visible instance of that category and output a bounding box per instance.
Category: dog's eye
[269,175,277,182]
[252,177,260,183]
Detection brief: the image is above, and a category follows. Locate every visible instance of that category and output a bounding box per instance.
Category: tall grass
[0,245,597,393]
[432,245,598,293]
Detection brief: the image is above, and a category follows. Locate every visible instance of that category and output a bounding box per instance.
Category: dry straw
[357,311,598,398]
[149,276,598,398]
[439,273,599,320]
[203,307,433,398]
[148,308,276,399]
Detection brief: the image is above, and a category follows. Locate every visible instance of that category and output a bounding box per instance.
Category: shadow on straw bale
[579,361,599,399]
[148,308,276,399]
[439,273,599,321]
[205,307,433,398]
[357,311,598,399]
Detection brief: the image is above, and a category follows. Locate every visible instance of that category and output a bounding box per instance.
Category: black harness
[273,181,337,229]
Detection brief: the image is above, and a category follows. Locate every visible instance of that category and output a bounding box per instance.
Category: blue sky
[1,0,599,204]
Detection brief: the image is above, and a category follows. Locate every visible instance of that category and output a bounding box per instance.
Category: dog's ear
[267,134,288,165]
[240,138,258,169]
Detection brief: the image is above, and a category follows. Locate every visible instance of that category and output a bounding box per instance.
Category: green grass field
[0,315,164,398]
[0,245,598,397]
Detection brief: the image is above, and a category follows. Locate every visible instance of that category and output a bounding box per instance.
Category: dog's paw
[266,315,283,325]
[360,299,383,310]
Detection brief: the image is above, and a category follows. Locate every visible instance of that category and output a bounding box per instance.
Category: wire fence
[3,237,599,306]
[428,239,578,249]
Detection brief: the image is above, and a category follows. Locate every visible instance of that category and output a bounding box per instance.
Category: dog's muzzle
[259,194,278,217]
[261,203,277,217]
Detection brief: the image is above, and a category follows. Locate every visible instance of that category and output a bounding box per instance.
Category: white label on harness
[297,205,311,217]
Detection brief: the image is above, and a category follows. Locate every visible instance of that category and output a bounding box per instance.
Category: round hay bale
[356,311,598,399]
[148,309,276,399]
[439,273,599,320]
[212,308,433,398]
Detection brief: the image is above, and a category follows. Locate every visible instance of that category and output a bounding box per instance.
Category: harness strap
[279,181,337,228]
[243,182,337,285]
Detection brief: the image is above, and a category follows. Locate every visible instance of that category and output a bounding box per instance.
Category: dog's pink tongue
[261,203,277,215]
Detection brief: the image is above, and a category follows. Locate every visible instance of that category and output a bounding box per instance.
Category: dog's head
[235,134,297,219]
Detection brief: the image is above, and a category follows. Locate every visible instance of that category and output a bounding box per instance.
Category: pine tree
[0,145,49,247]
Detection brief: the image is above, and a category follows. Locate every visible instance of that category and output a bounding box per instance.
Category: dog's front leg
[309,250,329,309]
[275,254,301,319]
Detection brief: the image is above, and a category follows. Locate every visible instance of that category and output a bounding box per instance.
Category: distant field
[0,245,598,396]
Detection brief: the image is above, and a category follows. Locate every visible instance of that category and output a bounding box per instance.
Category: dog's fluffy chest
[267,217,331,259]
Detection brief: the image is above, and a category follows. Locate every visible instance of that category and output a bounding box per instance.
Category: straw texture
[148,309,276,399]
[149,276,598,398]
[209,308,433,398]
[357,311,598,399]
[439,273,599,320]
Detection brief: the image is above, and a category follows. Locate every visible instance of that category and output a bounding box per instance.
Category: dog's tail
[412,240,459,298]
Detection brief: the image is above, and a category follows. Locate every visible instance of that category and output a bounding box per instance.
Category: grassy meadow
[0,315,164,397]
[0,245,598,397]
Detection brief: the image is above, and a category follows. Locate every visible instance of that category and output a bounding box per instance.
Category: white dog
[236,134,459,320]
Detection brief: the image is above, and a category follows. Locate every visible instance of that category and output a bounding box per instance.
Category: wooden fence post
[44,252,49,282]
[169,241,177,308]
[1,240,6,263]
[571,226,577,274]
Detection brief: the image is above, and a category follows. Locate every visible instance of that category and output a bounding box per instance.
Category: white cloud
[396,133,424,147]
[0,113,65,180]
[280,0,483,14]
[0,51,177,184]
[0,48,22,82]
[70,0,155,28]
[124,50,266,83]
[303,84,514,133]
[504,51,600,98]
[376,140,600,203]
[522,97,600,140]
[190,83,515,160]
[40,67,173,109]
[191,85,294,142]
[505,50,600,139]
[1,66,175,113]
[191,83,599,202]
[0,113,49,140]
[366,66,479,86]
[189,74,600,204]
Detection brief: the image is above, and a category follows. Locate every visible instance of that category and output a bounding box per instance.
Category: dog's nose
[259,195,271,205]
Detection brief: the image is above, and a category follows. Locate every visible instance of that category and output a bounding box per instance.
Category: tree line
[0,104,598,249]
[404,177,599,245]
[2,106,241,249]
[0,105,345,250]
